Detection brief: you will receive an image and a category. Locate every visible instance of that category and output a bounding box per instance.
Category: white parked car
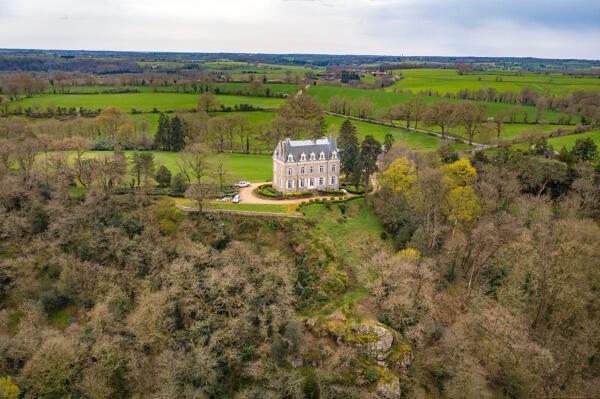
[232,194,241,203]
[236,181,251,188]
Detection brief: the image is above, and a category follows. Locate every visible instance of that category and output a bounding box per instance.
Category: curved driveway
[238,182,351,205]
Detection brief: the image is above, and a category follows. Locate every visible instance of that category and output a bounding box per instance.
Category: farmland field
[425,122,573,142]
[512,130,600,151]
[308,85,572,124]
[324,115,471,151]
[44,82,299,95]
[385,68,600,96]
[10,92,286,113]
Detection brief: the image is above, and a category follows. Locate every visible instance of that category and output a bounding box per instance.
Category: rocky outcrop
[351,324,394,360]
[377,379,402,399]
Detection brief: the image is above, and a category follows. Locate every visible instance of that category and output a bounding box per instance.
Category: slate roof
[273,136,338,163]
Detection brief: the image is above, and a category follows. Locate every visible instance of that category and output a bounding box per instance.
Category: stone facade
[272,137,340,194]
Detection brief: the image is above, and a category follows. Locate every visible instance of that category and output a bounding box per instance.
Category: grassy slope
[425,122,574,141]
[512,129,600,151]
[325,115,471,151]
[308,85,568,123]
[386,69,600,96]
[11,93,285,112]
[301,199,388,316]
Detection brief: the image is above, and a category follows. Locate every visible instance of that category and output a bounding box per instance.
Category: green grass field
[203,202,295,213]
[80,151,273,182]
[512,130,600,151]
[11,93,285,113]
[424,122,573,142]
[385,69,600,96]
[308,85,570,124]
[325,115,471,151]
[44,82,299,95]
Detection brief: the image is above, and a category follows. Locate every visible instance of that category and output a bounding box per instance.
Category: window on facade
[332,151,337,159]
[319,152,325,160]
[287,168,293,176]
[309,178,314,187]
[288,154,293,162]
[319,165,324,173]
[300,167,305,175]
[279,178,282,187]
[287,180,293,189]
[331,164,336,172]
[310,153,315,161]
[331,176,336,184]
[319,177,324,186]
[300,153,306,161]
[310,166,314,174]
[299,179,304,188]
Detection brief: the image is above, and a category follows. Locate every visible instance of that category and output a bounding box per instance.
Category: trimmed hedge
[298,194,365,212]
[318,189,345,196]
[285,191,312,198]
[256,184,283,198]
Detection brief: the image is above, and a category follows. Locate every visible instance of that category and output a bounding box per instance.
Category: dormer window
[319,152,325,160]
[288,154,294,162]
[300,153,306,161]
[331,151,337,159]
[310,152,316,161]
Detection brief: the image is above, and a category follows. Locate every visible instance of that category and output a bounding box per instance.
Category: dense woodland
[0,51,599,398]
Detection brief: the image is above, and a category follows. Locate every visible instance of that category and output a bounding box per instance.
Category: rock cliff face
[306,313,412,398]
[377,379,402,399]
[351,324,394,360]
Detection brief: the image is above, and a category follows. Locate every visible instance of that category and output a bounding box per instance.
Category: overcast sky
[0,0,598,59]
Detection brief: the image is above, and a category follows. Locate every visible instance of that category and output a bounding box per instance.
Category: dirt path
[238,182,352,205]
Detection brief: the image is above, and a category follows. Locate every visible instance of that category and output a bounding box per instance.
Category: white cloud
[0,0,598,58]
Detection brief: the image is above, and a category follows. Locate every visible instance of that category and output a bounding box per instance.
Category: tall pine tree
[154,113,171,151]
[338,119,360,186]
[170,116,186,152]
[359,135,382,190]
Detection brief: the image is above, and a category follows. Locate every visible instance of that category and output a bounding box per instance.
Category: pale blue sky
[0,0,598,58]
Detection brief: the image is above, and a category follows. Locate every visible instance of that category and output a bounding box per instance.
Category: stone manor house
[272,137,340,194]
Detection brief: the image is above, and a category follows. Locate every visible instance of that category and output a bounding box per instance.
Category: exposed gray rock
[352,324,394,360]
[377,379,401,399]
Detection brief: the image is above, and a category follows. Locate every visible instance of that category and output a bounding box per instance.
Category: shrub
[154,165,172,187]
[30,201,49,234]
[37,287,68,314]
[364,366,380,383]
[171,172,189,193]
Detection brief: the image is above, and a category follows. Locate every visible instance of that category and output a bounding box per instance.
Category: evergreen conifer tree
[338,119,360,186]
[154,113,171,151]
[170,116,186,152]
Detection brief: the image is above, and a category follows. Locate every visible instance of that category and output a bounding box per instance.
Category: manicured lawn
[81,151,273,182]
[10,92,285,113]
[308,85,570,124]
[205,202,296,213]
